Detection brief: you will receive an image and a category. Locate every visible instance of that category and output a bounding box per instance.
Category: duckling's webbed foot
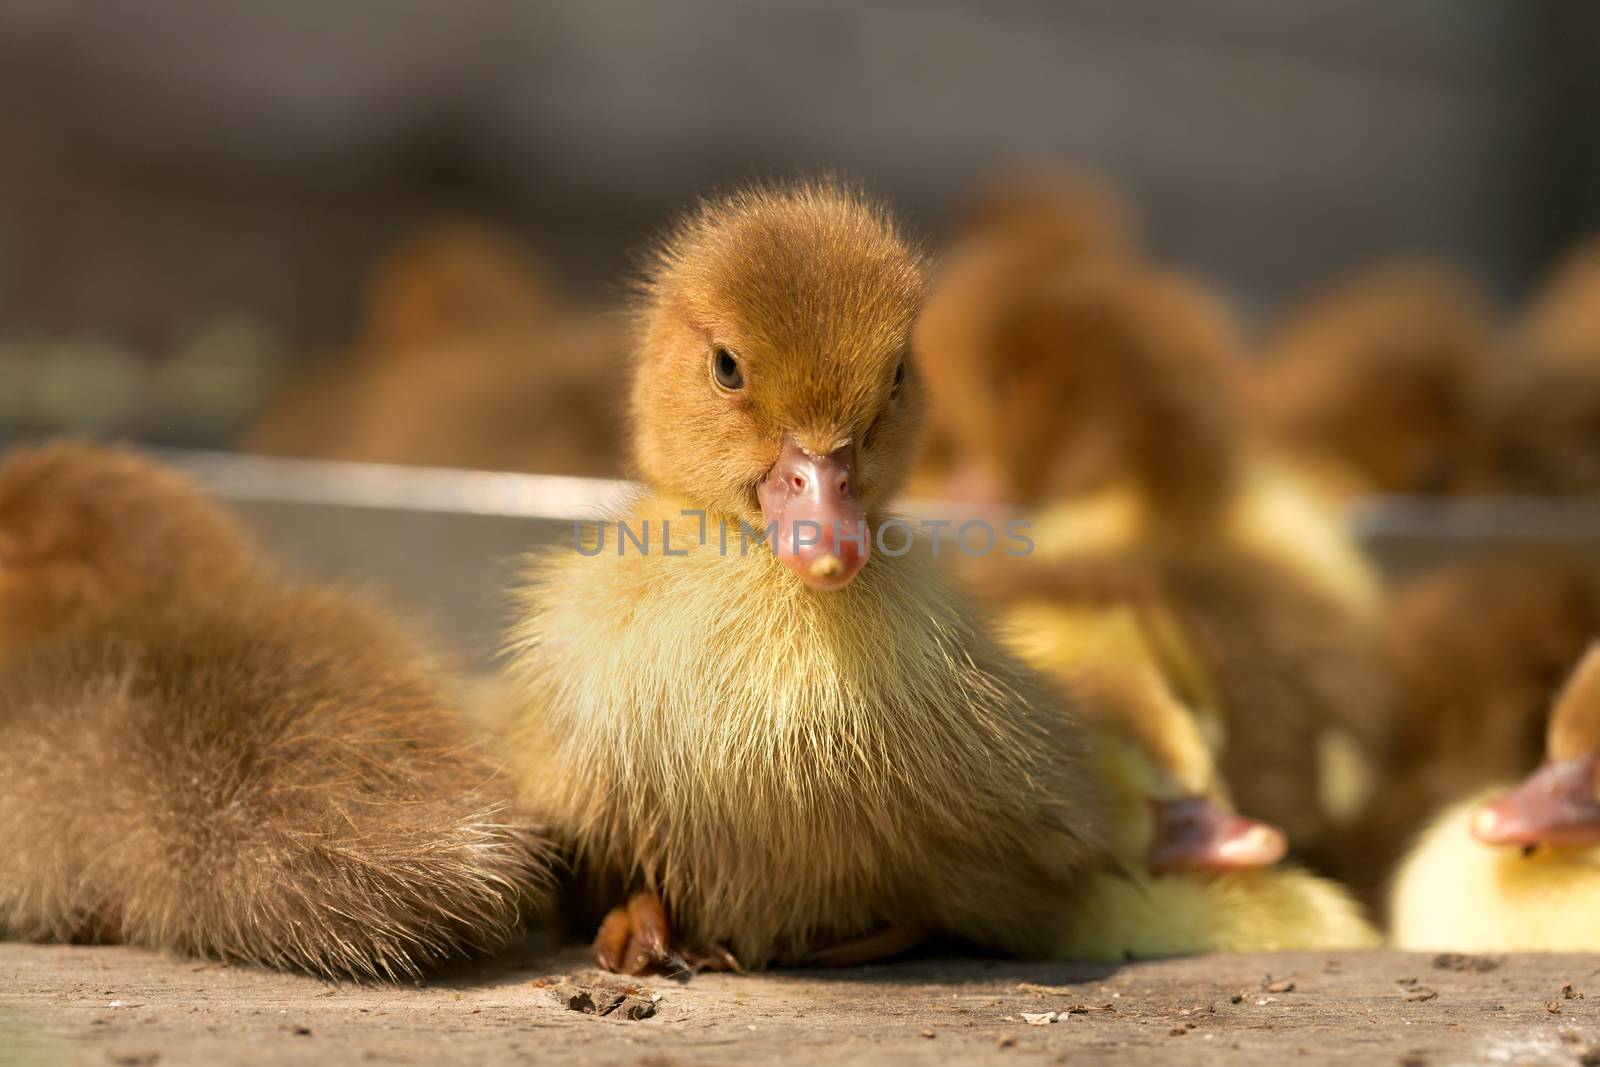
[590,891,746,976]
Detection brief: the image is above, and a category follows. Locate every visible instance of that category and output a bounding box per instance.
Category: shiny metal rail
[154,452,1600,659]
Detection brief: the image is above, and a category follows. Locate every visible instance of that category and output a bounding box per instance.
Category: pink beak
[1471,754,1600,848]
[1146,796,1289,874]
[757,436,870,591]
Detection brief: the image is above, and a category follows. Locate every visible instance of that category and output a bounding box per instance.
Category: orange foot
[590,891,745,976]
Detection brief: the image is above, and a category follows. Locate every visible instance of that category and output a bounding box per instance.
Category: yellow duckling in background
[1002,601,1379,957]
[1392,644,1600,951]
[918,254,1391,864]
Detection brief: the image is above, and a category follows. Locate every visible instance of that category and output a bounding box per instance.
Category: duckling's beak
[1471,753,1600,848]
[757,436,869,591]
[1146,796,1288,874]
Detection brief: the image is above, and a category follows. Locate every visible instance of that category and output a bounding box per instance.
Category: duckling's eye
[891,360,906,400]
[712,346,744,391]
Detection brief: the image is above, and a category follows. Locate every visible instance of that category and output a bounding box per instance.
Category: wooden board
[4,940,1598,1066]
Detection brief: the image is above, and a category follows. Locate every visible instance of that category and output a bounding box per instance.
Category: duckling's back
[0,579,546,978]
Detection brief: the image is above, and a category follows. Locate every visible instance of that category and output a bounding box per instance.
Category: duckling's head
[1473,644,1600,849]
[916,260,1243,517]
[0,442,255,647]
[631,182,927,589]
[1256,261,1495,494]
[1518,235,1600,367]
[946,165,1136,267]
[364,222,553,354]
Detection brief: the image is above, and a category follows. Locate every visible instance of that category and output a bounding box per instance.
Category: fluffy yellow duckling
[1345,552,1600,906]
[1001,601,1379,957]
[506,182,1110,974]
[1392,644,1600,951]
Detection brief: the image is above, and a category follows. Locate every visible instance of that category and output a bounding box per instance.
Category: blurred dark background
[1,0,1598,449]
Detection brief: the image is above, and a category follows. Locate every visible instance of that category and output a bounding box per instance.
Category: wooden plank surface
[4,940,1598,1066]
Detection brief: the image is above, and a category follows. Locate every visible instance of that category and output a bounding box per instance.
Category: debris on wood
[1432,953,1501,973]
[550,980,658,1020]
[1562,983,1584,1000]
[1014,982,1075,996]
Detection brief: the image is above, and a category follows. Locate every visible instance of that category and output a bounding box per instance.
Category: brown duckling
[506,181,1111,973]
[1253,260,1498,497]
[243,222,628,477]
[1486,237,1600,493]
[1392,644,1600,950]
[0,442,547,978]
[911,167,1135,497]
[916,257,1390,856]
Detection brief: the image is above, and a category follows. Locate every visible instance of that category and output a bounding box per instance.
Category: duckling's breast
[509,501,1102,962]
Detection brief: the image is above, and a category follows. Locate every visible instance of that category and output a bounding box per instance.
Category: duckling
[1516,235,1600,368]
[943,166,1137,272]
[911,167,1135,497]
[243,222,628,476]
[1485,238,1600,493]
[0,442,547,978]
[1342,552,1600,907]
[0,444,255,650]
[505,181,1110,973]
[1392,644,1600,951]
[1253,260,1498,496]
[918,258,1390,854]
[998,596,1378,956]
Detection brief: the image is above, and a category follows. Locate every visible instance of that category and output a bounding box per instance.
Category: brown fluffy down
[0,443,549,979]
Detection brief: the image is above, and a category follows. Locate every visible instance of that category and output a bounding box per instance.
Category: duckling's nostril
[836,475,851,496]
[791,473,807,491]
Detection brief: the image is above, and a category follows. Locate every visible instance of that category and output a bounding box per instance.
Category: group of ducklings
[3,174,1599,981]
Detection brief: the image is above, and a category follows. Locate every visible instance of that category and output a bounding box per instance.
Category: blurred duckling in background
[1252,261,1498,497]
[507,181,1111,974]
[911,166,1136,497]
[244,222,627,476]
[917,255,1390,856]
[0,443,547,978]
[1486,237,1600,493]
[1343,552,1600,906]
[1002,602,1377,956]
[1393,644,1600,951]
